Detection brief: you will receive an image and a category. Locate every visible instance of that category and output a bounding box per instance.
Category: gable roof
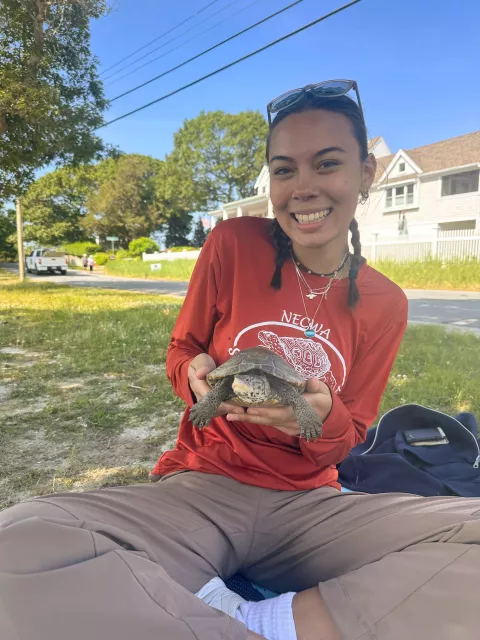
[374,131,480,183]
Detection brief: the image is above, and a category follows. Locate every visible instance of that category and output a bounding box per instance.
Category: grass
[104,256,480,291]
[105,259,196,281]
[374,258,480,291]
[1,271,480,508]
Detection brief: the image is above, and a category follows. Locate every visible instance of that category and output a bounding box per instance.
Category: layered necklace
[291,248,350,338]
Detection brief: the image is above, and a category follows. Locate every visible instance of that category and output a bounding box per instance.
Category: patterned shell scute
[207,347,305,389]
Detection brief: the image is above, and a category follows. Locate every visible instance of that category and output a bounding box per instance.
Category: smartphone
[403,427,449,446]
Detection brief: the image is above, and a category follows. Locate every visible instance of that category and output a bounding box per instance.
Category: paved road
[3,263,480,332]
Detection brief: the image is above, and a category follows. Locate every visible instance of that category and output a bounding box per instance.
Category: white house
[209,131,480,242]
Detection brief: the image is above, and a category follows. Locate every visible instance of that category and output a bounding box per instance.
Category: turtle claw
[299,421,323,441]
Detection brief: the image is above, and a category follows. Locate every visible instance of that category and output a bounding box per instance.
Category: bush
[168,246,197,252]
[128,237,160,257]
[114,249,130,260]
[93,252,110,266]
[62,242,100,257]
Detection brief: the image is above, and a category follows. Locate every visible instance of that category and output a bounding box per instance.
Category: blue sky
[91,0,480,161]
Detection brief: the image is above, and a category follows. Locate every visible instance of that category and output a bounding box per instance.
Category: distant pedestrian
[87,255,95,272]
[82,254,88,270]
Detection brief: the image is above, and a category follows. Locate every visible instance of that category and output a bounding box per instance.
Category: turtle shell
[207,346,305,390]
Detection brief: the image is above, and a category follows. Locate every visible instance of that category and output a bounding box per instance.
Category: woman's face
[268,109,376,250]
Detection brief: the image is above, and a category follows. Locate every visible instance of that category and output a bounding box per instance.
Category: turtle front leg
[189,376,235,429]
[270,379,323,441]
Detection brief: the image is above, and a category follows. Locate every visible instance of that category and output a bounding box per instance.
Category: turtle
[188,346,323,441]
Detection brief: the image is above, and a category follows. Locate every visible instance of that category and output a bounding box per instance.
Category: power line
[98,0,361,129]
[109,0,304,102]
[105,0,260,86]
[99,0,223,77]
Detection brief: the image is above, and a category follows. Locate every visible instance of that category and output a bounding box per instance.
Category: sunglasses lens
[312,80,352,97]
[269,90,303,113]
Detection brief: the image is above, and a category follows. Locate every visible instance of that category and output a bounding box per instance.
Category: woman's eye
[273,167,293,176]
[318,160,340,170]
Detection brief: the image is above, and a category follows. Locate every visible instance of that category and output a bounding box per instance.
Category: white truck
[25,249,68,275]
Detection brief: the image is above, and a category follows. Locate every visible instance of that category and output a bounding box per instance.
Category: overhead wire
[109,0,305,102]
[99,0,223,77]
[98,0,362,129]
[103,0,257,83]
[106,0,264,88]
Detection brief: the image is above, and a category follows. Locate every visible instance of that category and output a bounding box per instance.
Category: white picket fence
[362,232,480,263]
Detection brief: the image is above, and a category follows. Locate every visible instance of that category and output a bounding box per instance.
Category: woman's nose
[291,186,319,201]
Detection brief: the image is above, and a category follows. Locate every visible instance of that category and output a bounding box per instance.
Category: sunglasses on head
[266,79,364,125]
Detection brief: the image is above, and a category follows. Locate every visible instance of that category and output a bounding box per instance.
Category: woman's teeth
[294,209,332,225]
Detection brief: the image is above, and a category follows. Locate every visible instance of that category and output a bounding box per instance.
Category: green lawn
[1,273,479,508]
[103,256,480,291]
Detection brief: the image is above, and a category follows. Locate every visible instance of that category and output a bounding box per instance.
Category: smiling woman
[2,82,480,640]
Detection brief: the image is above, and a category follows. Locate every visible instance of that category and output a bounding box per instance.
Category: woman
[1,81,479,640]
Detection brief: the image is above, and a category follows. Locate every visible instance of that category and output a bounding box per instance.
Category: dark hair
[267,94,367,308]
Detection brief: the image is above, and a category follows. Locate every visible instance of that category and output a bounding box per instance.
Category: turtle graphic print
[227,311,345,394]
[257,330,338,391]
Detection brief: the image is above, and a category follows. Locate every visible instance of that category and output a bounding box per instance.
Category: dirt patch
[10,399,49,416]
[0,347,26,355]
[0,385,13,399]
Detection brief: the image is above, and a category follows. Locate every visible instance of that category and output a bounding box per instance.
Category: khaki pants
[1,471,480,639]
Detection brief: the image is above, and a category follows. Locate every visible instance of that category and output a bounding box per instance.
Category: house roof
[368,136,381,151]
[374,131,480,183]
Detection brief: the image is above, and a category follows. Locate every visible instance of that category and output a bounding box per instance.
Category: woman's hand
[188,353,245,419]
[226,378,332,438]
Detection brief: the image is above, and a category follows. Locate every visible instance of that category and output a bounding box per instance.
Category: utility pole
[16,198,25,282]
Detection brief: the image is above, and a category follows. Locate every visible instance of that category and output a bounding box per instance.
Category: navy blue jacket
[337,404,480,497]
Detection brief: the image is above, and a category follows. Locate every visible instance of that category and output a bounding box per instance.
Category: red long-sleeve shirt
[151,217,408,490]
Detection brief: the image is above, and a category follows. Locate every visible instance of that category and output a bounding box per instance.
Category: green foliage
[163,213,192,249]
[0,0,111,199]
[93,252,109,266]
[22,165,99,245]
[62,241,100,257]
[168,110,269,211]
[128,237,160,258]
[115,249,131,260]
[82,154,165,246]
[168,246,198,252]
[192,218,207,248]
[0,208,17,261]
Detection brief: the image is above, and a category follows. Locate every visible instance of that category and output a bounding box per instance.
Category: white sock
[235,592,297,640]
[195,576,247,617]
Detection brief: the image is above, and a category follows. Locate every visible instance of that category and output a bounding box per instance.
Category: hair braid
[348,218,362,308]
[270,219,290,289]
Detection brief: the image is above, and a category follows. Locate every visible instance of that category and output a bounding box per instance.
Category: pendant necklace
[292,251,349,338]
[291,249,350,300]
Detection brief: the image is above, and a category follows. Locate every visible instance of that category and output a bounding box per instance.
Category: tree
[21,165,97,245]
[0,208,17,260]
[82,154,165,247]
[164,214,192,249]
[128,237,160,258]
[169,110,269,211]
[192,218,207,248]
[0,0,110,200]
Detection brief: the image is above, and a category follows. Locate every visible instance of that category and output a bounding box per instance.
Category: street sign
[106,236,119,241]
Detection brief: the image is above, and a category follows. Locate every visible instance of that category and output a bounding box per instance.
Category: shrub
[62,242,100,257]
[93,252,110,266]
[128,237,160,257]
[115,249,131,260]
[168,246,197,252]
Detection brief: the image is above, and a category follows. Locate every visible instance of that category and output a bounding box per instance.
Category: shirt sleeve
[165,230,221,405]
[299,309,407,467]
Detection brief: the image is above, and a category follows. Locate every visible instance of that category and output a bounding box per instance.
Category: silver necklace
[294,267,335,338]
[292,251,348,338]
[291,249,349,300]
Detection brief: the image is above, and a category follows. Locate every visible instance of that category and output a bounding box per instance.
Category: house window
[399,162,406,172]
[386,184,415,208]
[441,170,479,196]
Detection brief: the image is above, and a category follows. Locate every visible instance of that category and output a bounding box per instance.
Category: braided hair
[267,93,368,309]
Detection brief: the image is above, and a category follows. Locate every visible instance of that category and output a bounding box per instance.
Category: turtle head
[232,373,271,405]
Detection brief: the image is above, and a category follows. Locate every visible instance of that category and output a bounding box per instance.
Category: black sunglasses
[266,79,364,125]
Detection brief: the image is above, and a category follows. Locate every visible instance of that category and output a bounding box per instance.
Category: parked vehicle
[25,249,68,275]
